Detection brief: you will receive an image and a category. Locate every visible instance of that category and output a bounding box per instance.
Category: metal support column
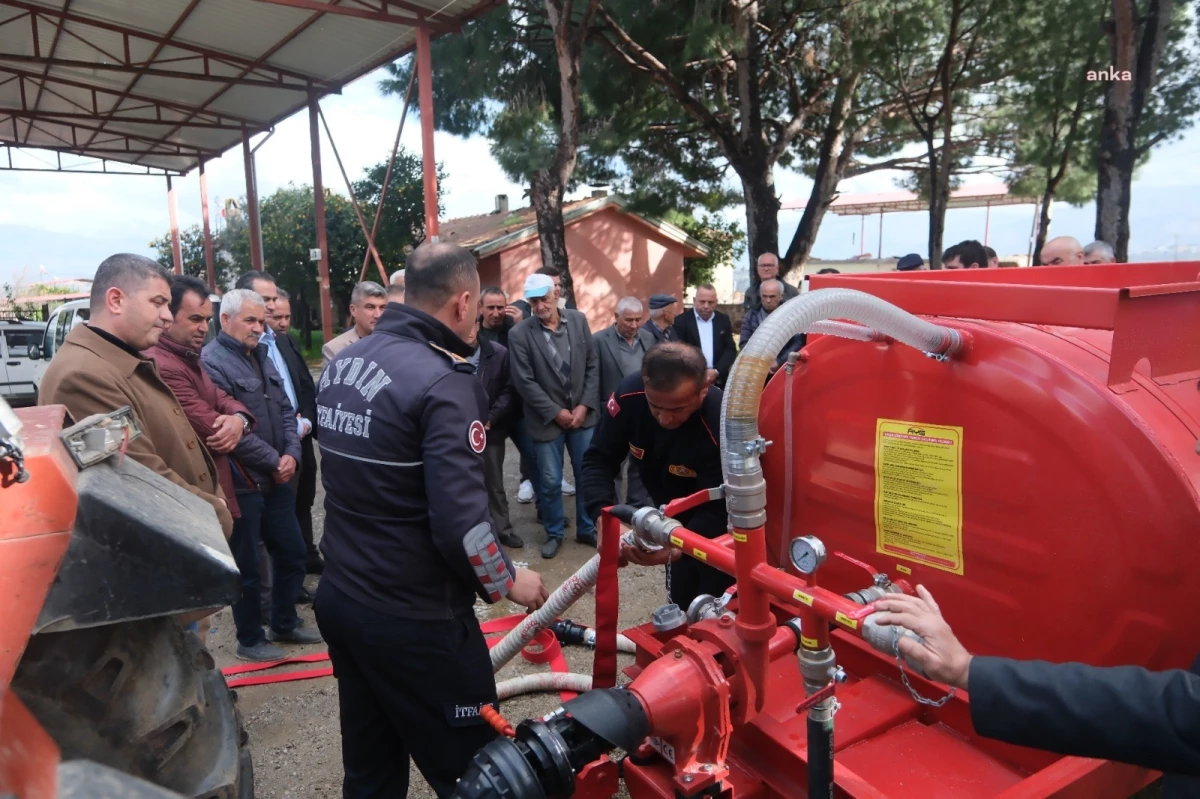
[416,25,439,241]
[242,127,264,271]
[199,161,216,291]
[984,201,991,247]
[877,211,883,260]
[167,175,183,275]
[310,91,333,344]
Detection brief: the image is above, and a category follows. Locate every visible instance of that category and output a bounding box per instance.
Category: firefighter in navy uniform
[581,342,735,608]
[313,242,548,799]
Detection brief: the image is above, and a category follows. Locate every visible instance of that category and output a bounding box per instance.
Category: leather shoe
[576,534,597,548]
[295,587,316,605]
[305,555,324,575]
[499,532,524,548]
[267,621,323,645]
[540,538,561,559]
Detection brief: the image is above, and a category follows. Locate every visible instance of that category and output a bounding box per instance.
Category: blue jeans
[229,482,306,648]
[532,426,595,541]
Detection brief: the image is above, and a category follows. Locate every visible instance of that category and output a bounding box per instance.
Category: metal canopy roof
[0,0,494,176]
[810,184,1039,216]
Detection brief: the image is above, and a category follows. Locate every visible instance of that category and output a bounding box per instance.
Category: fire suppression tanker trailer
[453,263,1200,799]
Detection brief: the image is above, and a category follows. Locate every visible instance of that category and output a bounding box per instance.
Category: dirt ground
[209,444,661,798]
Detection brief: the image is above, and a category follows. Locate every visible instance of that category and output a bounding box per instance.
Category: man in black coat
[673,283,737,388]
[466,315,522,549]
[872,586,1200,780]
[269,290,323,575]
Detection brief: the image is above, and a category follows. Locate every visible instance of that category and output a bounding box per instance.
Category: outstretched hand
[871,585,973,689]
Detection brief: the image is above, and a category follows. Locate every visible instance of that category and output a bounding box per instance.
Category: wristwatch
[236,412,251,432]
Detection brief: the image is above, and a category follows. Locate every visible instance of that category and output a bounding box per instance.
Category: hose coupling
[629,506,680,549]
[742,437,773,457]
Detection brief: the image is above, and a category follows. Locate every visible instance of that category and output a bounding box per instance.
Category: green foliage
[2,283,39,320]
[157,153,431,330]
[150,226,239,288]
[352,147,445,266]
[662,211,746,288]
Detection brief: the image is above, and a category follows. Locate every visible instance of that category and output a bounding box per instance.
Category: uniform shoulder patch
[628,443,645,459]
[468,420,487,454]
[606,393,620,417]
[669,464,697,478]
[428,341,468,363]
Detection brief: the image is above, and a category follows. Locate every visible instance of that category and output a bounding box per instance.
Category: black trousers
[314,581,498,798]
[296,436,319,560]
[668,556,735,611]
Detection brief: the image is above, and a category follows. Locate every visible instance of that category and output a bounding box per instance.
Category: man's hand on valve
[599,521,682,567]
[871,585,973,689]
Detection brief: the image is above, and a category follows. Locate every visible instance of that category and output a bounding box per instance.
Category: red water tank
[760,262,1200,672]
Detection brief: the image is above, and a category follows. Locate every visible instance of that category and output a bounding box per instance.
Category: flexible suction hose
[491,553,602,672]
[721,288,964,528]
[497,672,594,700]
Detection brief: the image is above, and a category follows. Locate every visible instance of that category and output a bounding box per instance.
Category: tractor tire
[12,616,253,799]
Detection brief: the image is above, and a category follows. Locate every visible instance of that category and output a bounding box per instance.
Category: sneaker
[517,480,534,504]
[561,479,576,496]
[236,641,287,662]
[541,538,562,559]
[499,532,524,548]
[267,620,324,645]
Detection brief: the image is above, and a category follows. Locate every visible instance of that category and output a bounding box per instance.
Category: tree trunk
[530,170,572,302]
[783,72,860,276]
[738,158,780,291]
[1033,191,1055,265]
[926,142,953,269]
[1096,0,1170,262]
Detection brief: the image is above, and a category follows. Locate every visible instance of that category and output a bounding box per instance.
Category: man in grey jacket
[593,296,654,507]
[202,288,322,661]
[509,273,599,558]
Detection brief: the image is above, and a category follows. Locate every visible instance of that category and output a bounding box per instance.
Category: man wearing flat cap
[643,294,680,344]
[896,253,925,272]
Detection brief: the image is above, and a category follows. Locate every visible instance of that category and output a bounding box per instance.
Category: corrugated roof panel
[54,19,127,63]
[207,83,299,121]
[42,63,133,95]
[177,0,312,64]
[0,79,20,107]
[271,16,413,80]
[133,74,226,105]
[0,17,35,57]
[68,0,196,38]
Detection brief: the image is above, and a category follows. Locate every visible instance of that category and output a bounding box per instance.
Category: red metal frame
[416,23,439,241]
[242,128,264,272]
[200,161,216,290]
[309,92,334,343]
[167,175,183,275]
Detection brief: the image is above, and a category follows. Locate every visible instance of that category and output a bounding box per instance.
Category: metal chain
[664,561,673,605]
[892,626,956,707]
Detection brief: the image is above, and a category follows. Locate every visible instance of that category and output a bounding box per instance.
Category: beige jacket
[39,324,234,537]
[321,327,361,366]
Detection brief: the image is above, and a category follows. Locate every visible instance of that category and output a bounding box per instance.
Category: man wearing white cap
[508,272,600,558]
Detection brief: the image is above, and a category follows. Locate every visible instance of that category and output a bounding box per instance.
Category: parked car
[30,299,90,393]
[1,320,46,406]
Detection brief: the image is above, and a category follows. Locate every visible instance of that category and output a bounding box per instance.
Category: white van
[30,299,90,391]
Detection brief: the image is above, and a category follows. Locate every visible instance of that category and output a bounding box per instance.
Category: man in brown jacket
[39,254,234,537]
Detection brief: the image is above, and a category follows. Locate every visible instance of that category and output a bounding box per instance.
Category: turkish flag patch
[628,443,644,459]
[606,393,620,417]
[468,420,486,454]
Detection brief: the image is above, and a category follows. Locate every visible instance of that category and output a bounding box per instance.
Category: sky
[2,64,1199,288]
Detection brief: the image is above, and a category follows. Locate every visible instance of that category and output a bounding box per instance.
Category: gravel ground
[208,443,661,799]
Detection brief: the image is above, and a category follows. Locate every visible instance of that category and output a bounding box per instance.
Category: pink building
[439,193,709,332]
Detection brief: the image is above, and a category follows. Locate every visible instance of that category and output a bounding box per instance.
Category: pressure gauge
[789,536,827,575]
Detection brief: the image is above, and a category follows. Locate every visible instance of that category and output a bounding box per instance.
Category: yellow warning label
[896,564,912,575]
[835,611,858,630]
[792,589,814,606]
[669,535,684,548]
[732,532,748,543]
[693,548,707,561]
[800,635,819,649]
[874,419,964,575]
